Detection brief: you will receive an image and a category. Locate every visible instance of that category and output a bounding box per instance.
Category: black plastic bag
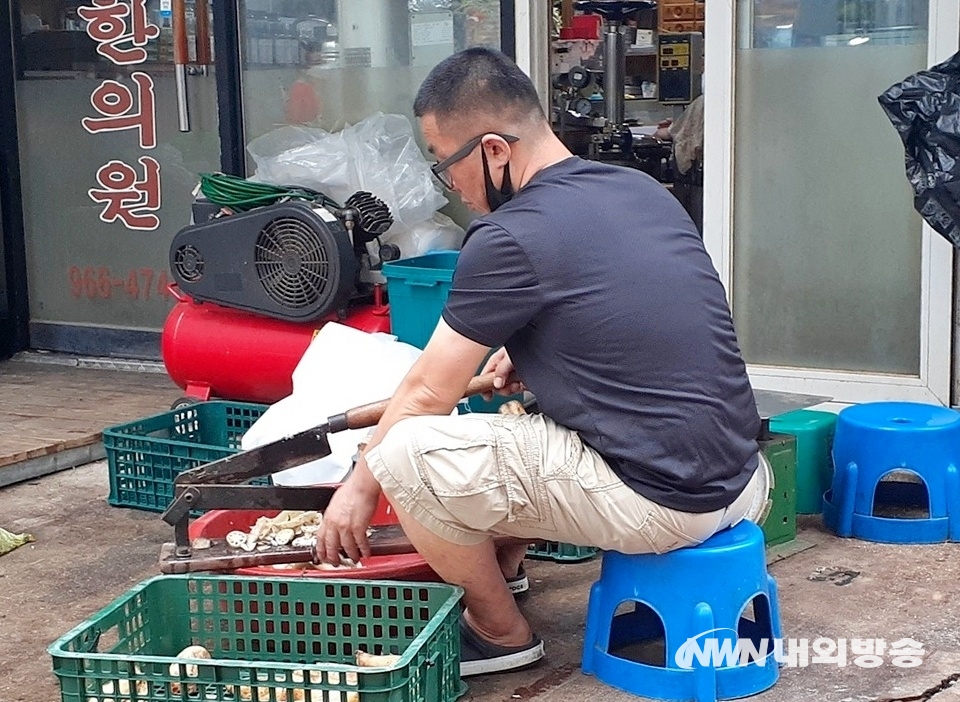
[879,51,960,248]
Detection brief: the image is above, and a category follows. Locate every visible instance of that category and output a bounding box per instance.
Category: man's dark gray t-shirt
[441,156,760,513]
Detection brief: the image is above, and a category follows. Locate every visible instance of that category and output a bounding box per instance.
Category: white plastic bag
[241,323,424,486]
[247,113,448,228]
[246,126,353,203]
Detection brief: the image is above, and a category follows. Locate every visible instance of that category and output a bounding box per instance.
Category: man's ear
[482,135,512,167]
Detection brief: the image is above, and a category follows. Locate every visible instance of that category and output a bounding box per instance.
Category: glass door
[238,0,509,142]
[1,2,27,360]
[235,0,512,225]
[704,0,958,404]
[13,0,222,358]
[0,201,10,359]
[6,0,515,359]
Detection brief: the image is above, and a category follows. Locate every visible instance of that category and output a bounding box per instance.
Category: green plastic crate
[758,432,798,547]
[104,401,269,513]
[526,542,599,562]
[49,575,465,702]
[769,409,837,515]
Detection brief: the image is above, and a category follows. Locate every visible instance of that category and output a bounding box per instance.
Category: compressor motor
[170,175,397,323]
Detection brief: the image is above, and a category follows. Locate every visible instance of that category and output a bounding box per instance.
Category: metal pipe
[603,20,624,127]
[175,64,191,131]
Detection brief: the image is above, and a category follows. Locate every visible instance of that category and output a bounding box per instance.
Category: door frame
[515,0,551,114]
[214,0,245,177]
[703,0,960,405]
[0,0,29,360]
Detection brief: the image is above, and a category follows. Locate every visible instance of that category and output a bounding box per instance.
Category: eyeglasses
[430,133,519,190]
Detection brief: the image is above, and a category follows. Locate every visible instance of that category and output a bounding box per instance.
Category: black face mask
[481,147,514,212]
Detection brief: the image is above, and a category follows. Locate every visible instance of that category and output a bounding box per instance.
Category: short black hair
[414,47,544,123]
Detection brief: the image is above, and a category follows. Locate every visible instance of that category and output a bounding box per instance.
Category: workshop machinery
[162,176,397,405]
[552,1,704,191]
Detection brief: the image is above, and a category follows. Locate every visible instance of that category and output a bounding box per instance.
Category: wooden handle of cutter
[195,0,211,66]
[335,373,499,431]
[172,0,189,65]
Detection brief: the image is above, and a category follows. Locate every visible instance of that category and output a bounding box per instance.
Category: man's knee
[368,415,460,499]
[374,415,431,471]
[370,414,502,508]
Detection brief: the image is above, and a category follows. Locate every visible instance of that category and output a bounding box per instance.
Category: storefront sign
[82,72,157,148]
[89,157,162,229]
[77,0,160,64]
[78,0,161,231]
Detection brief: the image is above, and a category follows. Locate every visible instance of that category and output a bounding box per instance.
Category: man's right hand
[481,347,525,400]
[315,459,381,564]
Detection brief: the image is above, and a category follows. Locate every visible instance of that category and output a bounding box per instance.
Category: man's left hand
[315,460,381,564]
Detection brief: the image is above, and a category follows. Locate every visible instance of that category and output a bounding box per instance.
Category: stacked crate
[659,0,704,35]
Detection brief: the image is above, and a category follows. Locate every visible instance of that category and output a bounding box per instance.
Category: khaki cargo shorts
[365,413,768,554]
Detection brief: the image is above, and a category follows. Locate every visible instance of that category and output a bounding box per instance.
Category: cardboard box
[661,4,698,21]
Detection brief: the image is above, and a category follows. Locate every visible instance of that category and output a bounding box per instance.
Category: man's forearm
[348,454,382,496]
[359,359,467,462]
[348,368,460,497]
[349,320,490,489]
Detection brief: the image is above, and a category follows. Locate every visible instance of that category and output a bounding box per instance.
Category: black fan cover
[169,202,358,322]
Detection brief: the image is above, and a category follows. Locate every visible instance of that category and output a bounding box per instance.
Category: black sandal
[459,614,545,677]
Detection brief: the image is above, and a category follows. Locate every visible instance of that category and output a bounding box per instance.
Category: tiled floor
[0,356,181,477]
[2,356,960,701]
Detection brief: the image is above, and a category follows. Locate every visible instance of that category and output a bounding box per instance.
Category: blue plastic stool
[582,521,781,702]
[822,402,960,544]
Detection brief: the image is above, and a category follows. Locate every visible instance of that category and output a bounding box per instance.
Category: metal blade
[162,484,337,527]
[174,423,333,486]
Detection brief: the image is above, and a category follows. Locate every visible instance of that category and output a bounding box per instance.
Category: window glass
[732,0,927,374]
[15,0,220,343]
[239,1,505,155]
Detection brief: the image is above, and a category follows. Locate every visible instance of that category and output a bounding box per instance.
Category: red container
[560,14,602,40]
[189,493,440,581]
[161,285,391,405]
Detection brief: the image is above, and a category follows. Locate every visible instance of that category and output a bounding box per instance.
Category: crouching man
[317,47,766,677]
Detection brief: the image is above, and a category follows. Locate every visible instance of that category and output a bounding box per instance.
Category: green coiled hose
[198,172,340,212]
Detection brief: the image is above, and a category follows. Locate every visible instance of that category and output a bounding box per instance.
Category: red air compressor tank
[161,285,391,405]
